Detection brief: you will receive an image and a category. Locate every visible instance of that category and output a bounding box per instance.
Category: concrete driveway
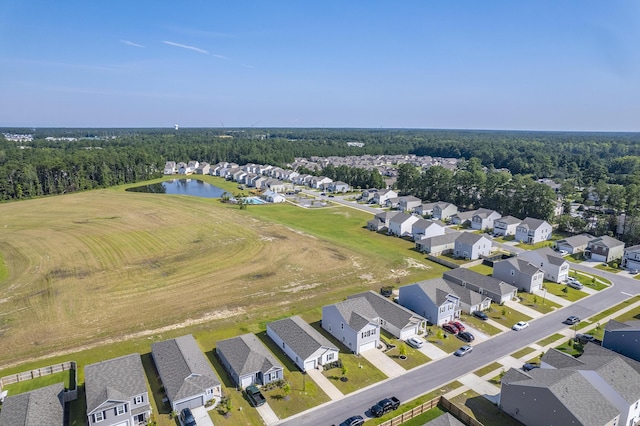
[256,402,280,425]
[306,367,344,400]
[191,406,214,426]
[360,348,406,378]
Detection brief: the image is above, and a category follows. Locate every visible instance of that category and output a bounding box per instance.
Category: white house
[555,234,595,255]
[411,219,445,242]
[262,190,286,203]
[267,316,339,372]
[432,202,458,220]
[367,211,401,232]
[622,245,640,271]
[470,208,502,230]
[493,216,522,237]
[514,217,553,244]
[164,161,177,175]
[373,189,398,206]
[453,233,492,260]
[518,247,570,283]
[322,298,380,354]
[388,212,420,238]
[585,235,625,263]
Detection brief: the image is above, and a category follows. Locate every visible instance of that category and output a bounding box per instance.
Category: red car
[442,323,459,334]
[451,321,465,332]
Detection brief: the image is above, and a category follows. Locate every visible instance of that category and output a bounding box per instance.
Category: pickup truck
[370,396,400,417]
[245,385,266,407]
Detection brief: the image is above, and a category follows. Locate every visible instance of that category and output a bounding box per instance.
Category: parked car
[564,316,580,325]
[180,408,197,426]
[512,321,530,331]
[473,310,489,321]
[370,396,400,417]
[406,336,424,349]
[567,281,584,290]
[457,331,475,342]
[575,333,596,344]
[522,363,540,372]
[451,321,465,332]
[442,323,460,334]
[630,269,639,274]
[245,385,266,407]
[559,250,569,256]
[454,345,473,357]
[340,415,365,426]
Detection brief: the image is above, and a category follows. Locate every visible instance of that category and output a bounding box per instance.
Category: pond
[126,179,228,198]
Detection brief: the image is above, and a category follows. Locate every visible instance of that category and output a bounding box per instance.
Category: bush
[323,359,343,371]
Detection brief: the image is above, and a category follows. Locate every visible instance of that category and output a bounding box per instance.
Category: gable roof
[216,333,282,378]
[151,334,221,404]
[495,215,522,226]
[556,233,595,248]
[501,368,619,426]
[443,268,517,297]
[472,208,500,219]
[422,412,465,426]
[455,232,489,247]
[419,232,460,247]
[452,210,476,221]
[519,246,568,267]
[85,353,148,414]
[518,217,548,231]
[494,257,542,276]
[412,219,444,231]
[330,298,379,331]
[624,244,640,254]
[268,316,337,360]
[348,291,425,330]
[434,202,456,211]
[408,278,488,307]
[398,195,422,203]
[373,211,401,221]
[0,382,64,426]
[588,235,624,249]
[389,212,418,225]
[605,319,640,332]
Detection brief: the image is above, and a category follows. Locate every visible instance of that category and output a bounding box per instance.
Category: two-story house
[555,233,595,255]
[163,161,177,175]
[367,211,401,232]
[453,233,492,260]
[492,257,544,293]
[432,202,458,221]
[415,232,459,256]
[398,278,461,325]
[373,189,398,206]
[514,217,552,245]
[411,219,445,242]
[397,196,423,213]
[518,247,569,283]
[84,354,152,426]
[322,298,380,354]
[602,319,640,362]
[443,268,518,304]
[388,212,420,238]
[0,383,65,426]
[493,216,522,237]
[585,235,625,263]
[470,208,502,231]
[622,244,640,271]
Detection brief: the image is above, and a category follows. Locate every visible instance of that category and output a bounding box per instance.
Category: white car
[559,250,569,256]
[512,321,530,331]
[406,336,424,349]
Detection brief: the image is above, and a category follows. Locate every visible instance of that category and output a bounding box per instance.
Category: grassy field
[536,333,564,347]
[486,306,532,329]
[510,346,536,359]
[1,370,73,394]
[473,362,503,378]
[449,390,523,426]
[543,282,588,302]
[517,292,561,314]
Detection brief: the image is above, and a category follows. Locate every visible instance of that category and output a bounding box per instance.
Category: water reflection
[126,179,227,198]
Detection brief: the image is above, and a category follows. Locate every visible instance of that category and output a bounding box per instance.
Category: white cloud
[213,54,228,60]
[120,39,145,48]
[162,40,209,54]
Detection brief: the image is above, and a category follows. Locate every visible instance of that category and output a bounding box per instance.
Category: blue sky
[1,1,638,131]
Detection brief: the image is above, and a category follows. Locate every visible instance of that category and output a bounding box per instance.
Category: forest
[2,128,640,243]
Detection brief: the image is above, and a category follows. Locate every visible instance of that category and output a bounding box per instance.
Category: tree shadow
[140,352,171,415]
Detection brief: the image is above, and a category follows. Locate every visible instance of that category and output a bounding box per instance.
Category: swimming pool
[243,196,267,204]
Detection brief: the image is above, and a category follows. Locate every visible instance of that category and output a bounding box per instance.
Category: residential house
[195,162,210,175]
[373,189,398,206]
[264,178,286,193]
[555,234,595,255]
[327,181,350,193]
[602,319,640,362]
[322,298,380,354]
[262,190,286,203]
[493,216,522,237]
[384,196,400,209]
[432,202,458,221]
[500,344,640,426]
[267,316,339,372]
[514,217,553,244]
[518,247,570,283]
[216,333,284,388]
[347,291,427,339]
[151,334,222,412]
[388,212,420,238]
[585,235,625,263]
[411,219,445,242]
[470,208,502,231]
[163,161,177,175]
[85,354,151,426]
[367,211,401,232]
[0,382,64,426]
[492,257,544,293]
[361,188,378,202]
[415,202,438,217]
[453,233,492,260]
[186,161,199,174]
[399,278,491,325]
[622,244,640,271]
[250,175,266,189]
[450,210,476,226]
[398,196,422,213]
[177,162,188,175]
[309,176,332,189]
[415,232,459,256]
[443,268,517,304]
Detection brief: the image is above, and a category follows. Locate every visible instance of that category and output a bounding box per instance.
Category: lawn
[510,347,536,359]
[1,370,73,395]
[322,353,387,394]
[542,282,588,302]
[536,333,564,347]
[582,295,640,325]
[613,306,640,322]
[571,270,611,288]
[473,362,503,378]
[459,313,502,336]
[449,390,523,426]
[391,408,447,426]
[425,327,469,353]
[555,340,583,357]
[468,264,493,275]
[488,372,504,386]
[517,292,561,314]
[485,306,532,329]
[385,343,431,369]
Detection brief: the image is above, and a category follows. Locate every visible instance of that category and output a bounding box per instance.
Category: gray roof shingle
[151,334,221,404]
[455,232,489,247]
[268,316,337,360]
[422,412,465,426]
[517,217,548,231]
[408,278,487,307]
[348,291,425,331]
[443,268,517,297]
[216,333,282,378]
[0,382,64,426]
[495,215,522,226]
[332,298,379,331]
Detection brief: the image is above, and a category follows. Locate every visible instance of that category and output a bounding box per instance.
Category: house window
[206,388,213,395]
[511,270,515,276]
[327,353,334,361]
[328,325,332,332]
[94,412,104,422]
[282,342,285,349]
[116,405,126,416]
[361,332,365,338]
[134,395,143,404]
[341,323,344,330]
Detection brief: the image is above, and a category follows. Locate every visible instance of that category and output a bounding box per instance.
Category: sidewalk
[361,348,406,378]
[419,342,449,360]
[306,368,344,400]
[533,289,572,307]
[503,299,543,319]
[256,402,280,425]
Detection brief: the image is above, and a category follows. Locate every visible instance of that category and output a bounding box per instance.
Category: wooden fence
[0,361,77,401]
[378,395,485,426]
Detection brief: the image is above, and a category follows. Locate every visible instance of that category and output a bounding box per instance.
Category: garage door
[304,359,315,371]
[399,326,418,340]
[113,422,129,426]
[240,375,254,389]
[176,396,204,412]
[359,340,377,353]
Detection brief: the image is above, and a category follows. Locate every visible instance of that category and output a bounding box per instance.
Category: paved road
[298,189,383,215]
[278,273,640,426]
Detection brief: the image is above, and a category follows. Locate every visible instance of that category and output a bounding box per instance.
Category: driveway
[306,367,344,400]
[360,348,406,378]
[191,406,214,426]
[256,402,280,425]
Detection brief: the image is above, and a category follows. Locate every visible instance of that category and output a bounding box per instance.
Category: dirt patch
[404,258,431,270]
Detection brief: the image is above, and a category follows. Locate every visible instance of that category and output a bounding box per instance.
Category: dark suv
[473,310,488,321]
[180,408,197,426]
